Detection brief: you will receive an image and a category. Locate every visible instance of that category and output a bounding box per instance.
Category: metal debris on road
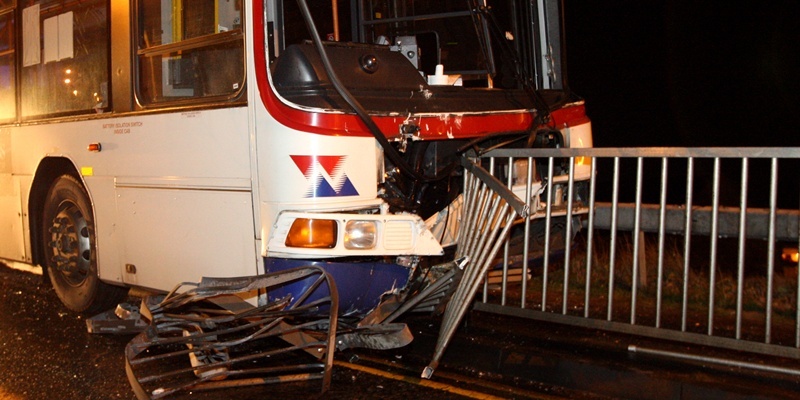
[123,266,339,400]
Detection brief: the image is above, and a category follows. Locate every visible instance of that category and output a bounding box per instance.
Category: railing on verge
[468,147,800,365]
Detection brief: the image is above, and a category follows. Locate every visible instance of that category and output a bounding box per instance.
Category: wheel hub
[48,204,92,285]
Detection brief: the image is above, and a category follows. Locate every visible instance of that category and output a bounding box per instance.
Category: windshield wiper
[467,1,553,129]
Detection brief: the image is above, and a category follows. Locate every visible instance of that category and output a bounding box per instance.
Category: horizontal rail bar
[593,202,800,241]
[484,147,800,159]
[628,345,800,377]
[474,303,800,360]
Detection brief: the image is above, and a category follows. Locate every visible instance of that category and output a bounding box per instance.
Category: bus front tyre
[42,175,127,314]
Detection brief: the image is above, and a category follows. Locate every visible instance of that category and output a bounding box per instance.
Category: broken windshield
[269,0,567,115]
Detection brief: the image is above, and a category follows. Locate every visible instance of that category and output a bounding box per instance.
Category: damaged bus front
[118,0,594,395]
[255,0,592,315]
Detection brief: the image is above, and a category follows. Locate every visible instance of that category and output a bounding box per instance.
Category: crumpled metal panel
[124,266,339,400]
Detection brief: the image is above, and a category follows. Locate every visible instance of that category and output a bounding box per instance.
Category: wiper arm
[467,0,496,77]
[468,2,553,128]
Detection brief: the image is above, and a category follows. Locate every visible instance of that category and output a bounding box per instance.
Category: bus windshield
[269,0,568,115]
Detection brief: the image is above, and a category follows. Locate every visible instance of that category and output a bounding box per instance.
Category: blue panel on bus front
[263,258,411,316]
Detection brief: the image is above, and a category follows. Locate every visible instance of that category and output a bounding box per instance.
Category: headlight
[344,220,378,249]
[285,218,337,248]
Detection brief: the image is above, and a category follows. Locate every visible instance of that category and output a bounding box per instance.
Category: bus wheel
[42,175,127,314]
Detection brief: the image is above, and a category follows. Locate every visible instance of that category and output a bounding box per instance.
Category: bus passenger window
[18,0,109,117]
[183,0,216,39]
[137,0,244,105]
[0,12,14,121]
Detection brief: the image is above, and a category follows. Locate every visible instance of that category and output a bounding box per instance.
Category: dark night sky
[563,1,799,148]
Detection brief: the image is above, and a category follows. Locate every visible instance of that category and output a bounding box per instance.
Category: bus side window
[18,0,109,117]
[137,0,244,105]
[0,11,14,121]
[183,0,215,39]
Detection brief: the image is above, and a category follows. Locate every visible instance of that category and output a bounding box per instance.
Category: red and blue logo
[291,155,359,198]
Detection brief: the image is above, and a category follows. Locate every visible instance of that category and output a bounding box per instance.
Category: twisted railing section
[422,157,528,378]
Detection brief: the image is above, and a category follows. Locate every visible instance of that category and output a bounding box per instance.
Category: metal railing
[424,157,527,378]
[469,147,800,362]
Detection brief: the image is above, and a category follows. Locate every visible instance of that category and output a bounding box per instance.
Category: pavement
[389,311,800,400]
[4,261,799,399]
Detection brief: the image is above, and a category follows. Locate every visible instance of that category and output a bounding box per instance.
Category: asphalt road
[0,264,533,400]
[0,265,461,400]
[6,261,797,400]
[0,265,133,399]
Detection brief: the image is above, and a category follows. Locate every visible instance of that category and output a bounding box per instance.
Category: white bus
[0,0,592,315]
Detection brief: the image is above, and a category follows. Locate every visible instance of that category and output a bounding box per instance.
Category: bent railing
[423,157,527,378]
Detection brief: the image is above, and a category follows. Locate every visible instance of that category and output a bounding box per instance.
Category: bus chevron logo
[290,155,359,198]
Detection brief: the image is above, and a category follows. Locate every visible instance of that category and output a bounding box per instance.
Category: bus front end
[253,0,592,316]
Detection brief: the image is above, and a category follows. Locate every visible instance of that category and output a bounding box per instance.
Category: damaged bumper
[264,257,412,316]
